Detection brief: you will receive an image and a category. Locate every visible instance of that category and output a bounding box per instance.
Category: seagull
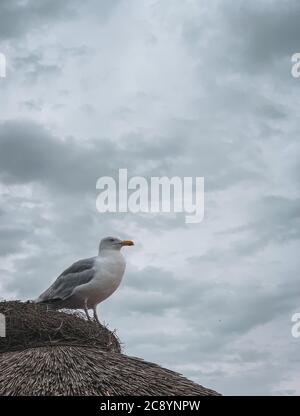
[34,236,134,323]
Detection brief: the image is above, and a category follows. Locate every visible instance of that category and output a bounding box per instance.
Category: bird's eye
[109,238,114,242]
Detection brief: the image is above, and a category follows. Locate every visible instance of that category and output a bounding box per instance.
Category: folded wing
[36,257,96,303]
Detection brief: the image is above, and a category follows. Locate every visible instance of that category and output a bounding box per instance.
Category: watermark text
[0,313,6,337]
[291,53,300,78]
[0,53,6,78]
[291,313,300,338]
[96,169,204,224]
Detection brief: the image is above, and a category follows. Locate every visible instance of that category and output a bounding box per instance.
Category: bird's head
[99,236,134,252]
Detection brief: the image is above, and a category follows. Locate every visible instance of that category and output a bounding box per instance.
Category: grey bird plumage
[35,237,134,323]
[37,258,96,304]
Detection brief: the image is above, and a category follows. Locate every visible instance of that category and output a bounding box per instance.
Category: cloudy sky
[0,0,300,395]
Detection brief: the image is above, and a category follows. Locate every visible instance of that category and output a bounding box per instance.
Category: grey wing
[36,257,96,303]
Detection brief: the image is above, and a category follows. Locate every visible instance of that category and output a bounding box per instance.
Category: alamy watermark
[96,169,204,223]
[0,313,5,337]
[291,313,300,338]
[0,52,6,78]
[291,53,300,78]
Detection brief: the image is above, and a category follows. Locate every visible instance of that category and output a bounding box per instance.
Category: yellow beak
[121,240,134,246]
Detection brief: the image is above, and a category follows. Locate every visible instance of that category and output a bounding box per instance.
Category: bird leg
[83,299,91,321]
[93,306,101,325]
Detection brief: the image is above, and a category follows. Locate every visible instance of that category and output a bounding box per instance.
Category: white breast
[73,250,126,308]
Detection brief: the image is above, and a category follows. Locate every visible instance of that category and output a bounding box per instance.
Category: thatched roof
[0,300,120,354]
[0,301,220,396]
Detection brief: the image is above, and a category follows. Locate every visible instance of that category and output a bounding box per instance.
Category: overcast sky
[0,0,300,395]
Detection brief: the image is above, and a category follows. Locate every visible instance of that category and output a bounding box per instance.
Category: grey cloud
[231,196,300,256]
[20,99,43,111]
[105,264,299,350]
[191,196,300,261]
[0,0,78,41]
[222,1,300,68]
[0,118,256,232]
[0,0,125,42]
[0,225,30,256]
[0,120,183,193]
[1,0,300,396]
[79,0,124,22]
[182,0,300,73]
